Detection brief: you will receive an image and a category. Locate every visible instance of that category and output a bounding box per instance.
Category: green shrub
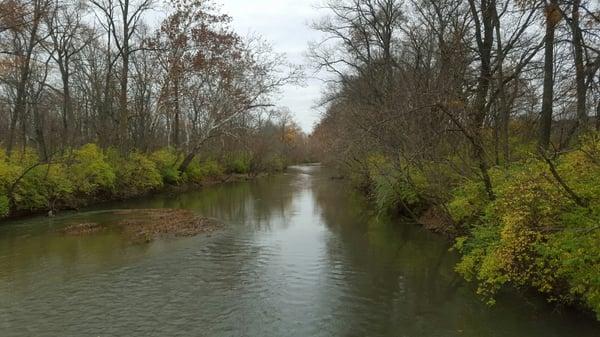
[184,159,224,183]
[267,155,286,172]
[0,149,19,194]
[447,178,490,224]
[150,148,182,184]
[448,166,513,225]
[0,194,9,217]
[12,163,73,211]
[224,152,252,174]
[0,143,285,219]
[454,135,600,317]
[201,160,225,177]
[366,154,423,213]
[69,144,116,195]
[183,159,203,184]
[0,148,73,212]
[108,150,163,197]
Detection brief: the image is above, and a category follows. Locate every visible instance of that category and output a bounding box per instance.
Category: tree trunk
[99,23,115,148]
[178,152,196,173]
[119,49,129,149]
[468,0,496,200]
[59,60,73,147]
[571,0,587,134]
[596,100,600,131]
[33,105,48,161]
[493,110,500,166]
[494,11,510,166]
[7,37,37,155]
[7,92,25,156]
[173,79,180,148]
[539,0,559,150]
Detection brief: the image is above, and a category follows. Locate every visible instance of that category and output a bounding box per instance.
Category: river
[1,164,599,336]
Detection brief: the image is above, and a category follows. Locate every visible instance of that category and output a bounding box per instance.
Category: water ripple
[1,167,600,336]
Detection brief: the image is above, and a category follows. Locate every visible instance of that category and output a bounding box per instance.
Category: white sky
[219,0,326,132]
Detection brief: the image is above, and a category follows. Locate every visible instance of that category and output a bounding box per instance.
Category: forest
[309,0,600,319]
[0,0,313,218]
[2,0,600,326]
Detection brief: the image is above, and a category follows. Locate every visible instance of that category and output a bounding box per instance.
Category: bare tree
[45,0,91,146]
[178,38,302,172]
[3,0,52,155]
[91,0,153,149]
[539,0,561,150]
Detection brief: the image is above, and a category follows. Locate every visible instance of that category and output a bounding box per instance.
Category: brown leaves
[0,0,27,32]
[544,1,562,28]
[154,0,242,83]
[62,208,223,242]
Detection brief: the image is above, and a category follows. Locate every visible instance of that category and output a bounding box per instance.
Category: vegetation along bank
[308,0,600,320]
[0,0,314,220]
[0,144,307,219]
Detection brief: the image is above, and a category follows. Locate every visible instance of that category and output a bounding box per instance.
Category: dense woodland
[0,0,313,218]
[309,0,600,319]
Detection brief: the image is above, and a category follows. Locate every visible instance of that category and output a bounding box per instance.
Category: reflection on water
[0,164,599,336]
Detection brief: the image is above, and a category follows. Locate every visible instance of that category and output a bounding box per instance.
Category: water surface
[1,165,599,336]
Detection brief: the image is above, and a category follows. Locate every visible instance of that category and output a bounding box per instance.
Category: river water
[1,165,599,336]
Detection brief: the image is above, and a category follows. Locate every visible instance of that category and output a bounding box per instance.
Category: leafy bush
[366,154,423,213]
[150,148,182,184]
[69,144,116,195]
[0,149,19,194]
[224,152,252,174]
[201,160,225,178]
[447,178,490,224]
[184,159,224,183]
[448,167,508,224]
[12,163,74,212]
[0,194,9,217]
[454,134,600,317]
[0,148,73,212]
[0,144,277,219]
[264,155,286,172]
[108,150,163,197]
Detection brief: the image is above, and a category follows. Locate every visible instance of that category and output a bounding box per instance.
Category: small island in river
[62,208,223,243]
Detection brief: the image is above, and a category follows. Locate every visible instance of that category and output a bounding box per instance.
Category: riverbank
[0,144,284,222]
[337,134,600,320]
[2,164,599,336]
[1,172,266,222]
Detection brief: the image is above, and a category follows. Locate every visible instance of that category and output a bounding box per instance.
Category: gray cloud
[220,0,326,132]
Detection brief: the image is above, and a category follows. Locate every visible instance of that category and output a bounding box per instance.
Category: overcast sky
[219,0,326,132]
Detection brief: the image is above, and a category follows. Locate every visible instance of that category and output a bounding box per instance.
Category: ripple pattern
[1,166,600,336]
